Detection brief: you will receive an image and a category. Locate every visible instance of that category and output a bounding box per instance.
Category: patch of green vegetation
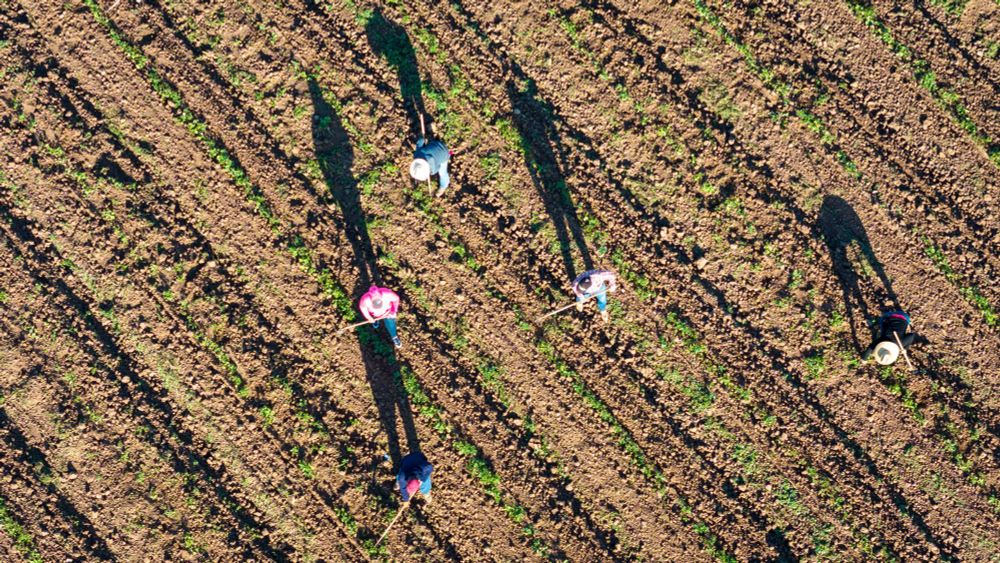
[921,236,997,327]
[698,80,741,122]
[665,312,707,356]
[804,351,825,380]
[182,532,204,554]
[0,497,43,563]
[877,366,924,422]
[610,250,654,301]
[358,162,399,197]
[658,367,715,412]
[844,0,997,167]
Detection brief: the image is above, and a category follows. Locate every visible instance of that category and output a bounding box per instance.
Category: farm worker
[573,269,617,324]
[861,309,924,366]
[396,451,433,504]
[359,285,402,349]
[409,137,451,197]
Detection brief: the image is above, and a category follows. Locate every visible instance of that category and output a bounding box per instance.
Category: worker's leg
[384,317,402,348]
[396,472,409,500]
[899,333,916,347]
[437,162,450,192]
[596,293,609,323]
[575,295,584,312]
[861,343,875,361]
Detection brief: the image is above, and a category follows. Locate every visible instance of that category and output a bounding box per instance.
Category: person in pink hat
[359,285,402,348]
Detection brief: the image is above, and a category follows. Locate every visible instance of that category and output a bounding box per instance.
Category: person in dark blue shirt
[396,451,433,503]
[409,137,451,197]
[861,310,925,366]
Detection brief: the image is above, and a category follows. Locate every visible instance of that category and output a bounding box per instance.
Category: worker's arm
[386,292,401,316]
[860,341,877,361]
[358,296,375,321]
[605,274,617,293]
[397,473,411,502]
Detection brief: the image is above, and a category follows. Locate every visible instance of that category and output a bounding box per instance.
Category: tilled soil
[1,0,997,560]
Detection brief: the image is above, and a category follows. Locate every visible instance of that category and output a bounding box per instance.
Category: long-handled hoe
[892,331,916,372]
[376,500,411,547]
[537,290,607,321]
[336,318,377,336]
[414,98,432,195]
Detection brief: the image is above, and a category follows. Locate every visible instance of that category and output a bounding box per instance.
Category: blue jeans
[578,292,607,311]
[382,317,398,340]
[437,161,450,190]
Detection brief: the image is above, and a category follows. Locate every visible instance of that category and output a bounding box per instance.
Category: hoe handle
[414,98,427,139]
[376,501,410,547]
[892,331,915,371]
[537,290,606,321]
[336,318,376,335]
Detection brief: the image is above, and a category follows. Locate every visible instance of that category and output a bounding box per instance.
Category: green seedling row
[843,0,999,167]
[0,496,43,563]
[84,2,566,554]
[692,0,999,329]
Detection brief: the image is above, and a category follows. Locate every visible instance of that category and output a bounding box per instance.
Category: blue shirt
[396,452,433,501]
[414,138,449,174]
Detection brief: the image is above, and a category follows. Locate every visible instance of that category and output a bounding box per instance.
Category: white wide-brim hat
[410,158,430,181]
[874,341,900,366]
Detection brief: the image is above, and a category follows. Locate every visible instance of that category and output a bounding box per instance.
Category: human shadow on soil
[508,78,595,282]
[309,79,420,467]
[365,10,428,138]
[444,18,954,550]
[819,195,901,351]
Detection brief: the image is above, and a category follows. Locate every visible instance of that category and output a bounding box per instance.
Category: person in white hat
[410,136,451,197]
[572,269,617,324]
[861,310,924,366]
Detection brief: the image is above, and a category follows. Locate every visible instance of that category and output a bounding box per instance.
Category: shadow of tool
[365,10,427,138]
[819,195,900,351]
[507,77,594,281]
[309,79,420,465]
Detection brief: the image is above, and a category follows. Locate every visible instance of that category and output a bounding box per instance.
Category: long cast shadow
[439,1,958,554]
[365,10,427,138]
[0,406,115,560]
[0,207,289,559]
[819,195,900,351]
[508,78,595,281]
[309,79,420,466]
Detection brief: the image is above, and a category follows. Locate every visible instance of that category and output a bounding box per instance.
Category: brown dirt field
[1,0,998,560]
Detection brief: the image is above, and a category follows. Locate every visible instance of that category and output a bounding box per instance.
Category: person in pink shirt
[359,285,402,348]
[572,269,617,323]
